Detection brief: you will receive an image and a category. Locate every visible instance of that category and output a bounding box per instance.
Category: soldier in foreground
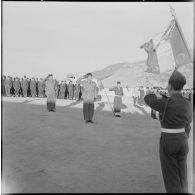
[79,73,97,123]
[109,81,124,117]
[144,70,192,193]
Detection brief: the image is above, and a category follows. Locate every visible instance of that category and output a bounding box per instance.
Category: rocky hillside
[92,50,193,88]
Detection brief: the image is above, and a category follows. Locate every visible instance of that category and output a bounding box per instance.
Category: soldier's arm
[144,94,166,113]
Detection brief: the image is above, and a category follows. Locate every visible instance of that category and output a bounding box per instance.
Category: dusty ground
[2,97,193,193]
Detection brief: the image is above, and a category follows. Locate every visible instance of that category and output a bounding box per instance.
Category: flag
[155,38,175,73]
[168,20,192,68]
[141,18,192,74]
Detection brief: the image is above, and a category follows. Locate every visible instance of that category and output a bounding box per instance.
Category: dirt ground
[2,97,193,193]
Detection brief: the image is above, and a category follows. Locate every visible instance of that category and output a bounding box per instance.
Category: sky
[2,1,194,80]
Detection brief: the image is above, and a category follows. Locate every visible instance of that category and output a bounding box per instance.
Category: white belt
[161,128,185,133]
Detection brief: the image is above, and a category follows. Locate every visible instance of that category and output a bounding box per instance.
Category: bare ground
[2,98,192,193]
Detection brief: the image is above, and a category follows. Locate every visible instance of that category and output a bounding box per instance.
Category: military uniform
[80,78,97,122]
[138,87,145,105]
[4,77,11,97]
[13,78,20,96]
[30,78,36,97]
[144,70,192,193]
[59,82,66,99]
[22,77,28,97]
[74,83,81,101]
[38,79,44,98]
[68,82,74,100]
[109,86,124,116]
[2,76,6,96]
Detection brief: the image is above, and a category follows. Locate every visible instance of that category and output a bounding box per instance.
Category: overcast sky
[2,1,193,80]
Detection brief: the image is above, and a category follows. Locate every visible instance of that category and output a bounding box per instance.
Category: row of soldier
[2,75,192,103]
[2,75,82,100]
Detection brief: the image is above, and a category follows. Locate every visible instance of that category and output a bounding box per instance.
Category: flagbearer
[144,70,192,193]
[109,81,124,117]
[79,73,97,123]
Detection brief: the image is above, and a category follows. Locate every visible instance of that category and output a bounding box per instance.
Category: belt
[161,128,185,133]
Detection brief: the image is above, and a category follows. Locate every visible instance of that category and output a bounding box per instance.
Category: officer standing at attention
[144,70,192,193]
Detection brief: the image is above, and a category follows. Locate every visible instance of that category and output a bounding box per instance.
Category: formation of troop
[1,75,83,101]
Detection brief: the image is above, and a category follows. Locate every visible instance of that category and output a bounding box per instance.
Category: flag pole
[100,81,114,114]
[169,5,193,63]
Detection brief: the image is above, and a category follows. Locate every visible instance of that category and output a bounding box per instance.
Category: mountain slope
[93,49,193,88]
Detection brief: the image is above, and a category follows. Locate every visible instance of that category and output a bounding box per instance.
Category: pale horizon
[2,2,193,80]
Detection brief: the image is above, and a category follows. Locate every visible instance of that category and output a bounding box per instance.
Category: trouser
[60,91,65,99]
[159,132,189,193]
[83,102,94,121]
[5,87,11,96]
[38,89,44,97]
[23,88,27,97]
[31,88,36,97]
[69,91,73,99]
[14,88,19,96]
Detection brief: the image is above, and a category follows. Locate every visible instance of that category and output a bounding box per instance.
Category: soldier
[2,76,6,96]
[38,78,44,98]
[10,77,14,96]
[144,70,192,193]
[109,81,124,117]
[27,78,31,97]
[13,77,20,97]
[78,73,97,123]
[36,78,39,97]
[74,82,81,101]
[19,78,23,97]
[22,76,28,97]
[138,86,145,106]
[132,87,139,106]
[30,77,36,97]
[4,76,11,97]
[64,81,68,99]
[59,81,66,99]
[68,81,74,100]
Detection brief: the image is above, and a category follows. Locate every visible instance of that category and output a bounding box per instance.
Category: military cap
[86,73,92,77]
[169,70,186,84]
[168,70,186,90]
